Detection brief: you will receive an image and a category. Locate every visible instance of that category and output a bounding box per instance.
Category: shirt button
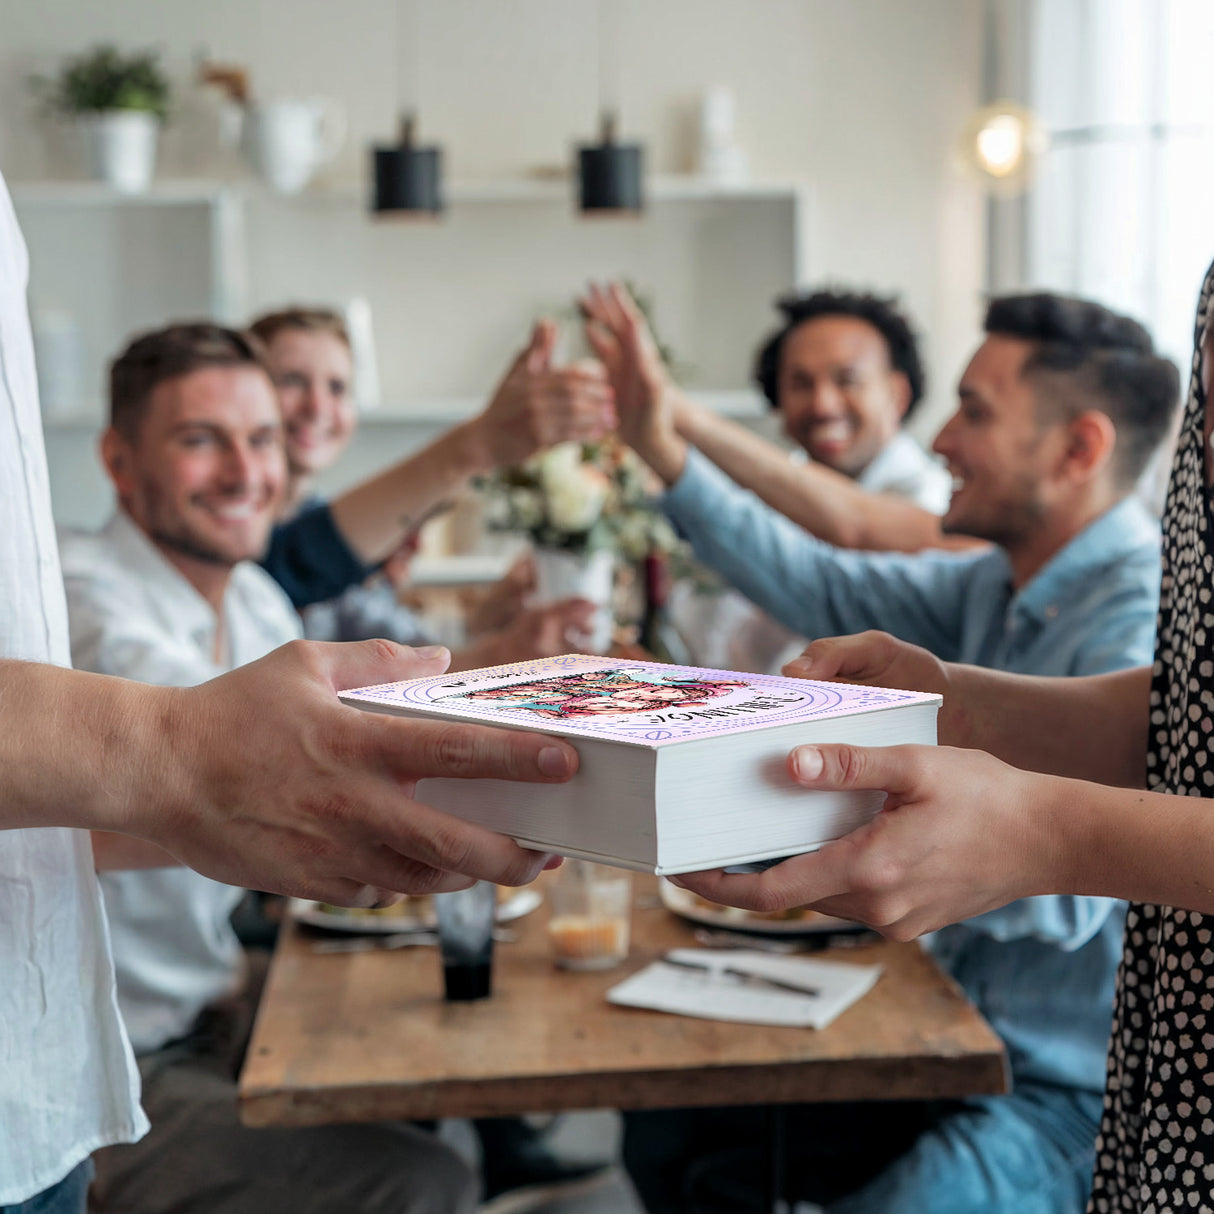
[1044,604,1059,619]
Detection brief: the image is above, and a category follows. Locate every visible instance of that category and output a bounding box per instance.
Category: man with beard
[592,291,1180,1213]
[58,324,480,1214]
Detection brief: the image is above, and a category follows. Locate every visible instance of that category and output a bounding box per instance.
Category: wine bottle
[638,552,692,666]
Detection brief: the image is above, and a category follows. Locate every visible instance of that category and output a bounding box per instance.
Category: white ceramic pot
[532,547,615,654]
[241,98,346,194]
[81,110,159,194]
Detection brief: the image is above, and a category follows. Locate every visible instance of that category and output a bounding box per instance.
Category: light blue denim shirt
[665,448,1163,1093]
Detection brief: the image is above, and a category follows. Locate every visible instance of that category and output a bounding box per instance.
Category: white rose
[536,442,583,487]
[546,467,609,533]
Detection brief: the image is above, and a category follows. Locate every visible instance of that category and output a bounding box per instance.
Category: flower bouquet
[477,437,681,651]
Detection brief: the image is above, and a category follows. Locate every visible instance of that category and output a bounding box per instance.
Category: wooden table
[239,877,1007,1129]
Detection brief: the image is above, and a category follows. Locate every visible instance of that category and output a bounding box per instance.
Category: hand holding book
[670,741,1059,941]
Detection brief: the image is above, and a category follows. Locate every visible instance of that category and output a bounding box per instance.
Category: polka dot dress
[1089,260,1214,1213]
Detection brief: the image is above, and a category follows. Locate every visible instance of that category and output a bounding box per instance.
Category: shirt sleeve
[260,502,375,610]
[662,447,977,658]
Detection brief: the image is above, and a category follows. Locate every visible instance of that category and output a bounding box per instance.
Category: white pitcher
[242,98,345,194]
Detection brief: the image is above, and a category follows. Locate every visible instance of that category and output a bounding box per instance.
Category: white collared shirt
[856,429,952,514]
[0,171,147,1204]
[59,511,302,1053]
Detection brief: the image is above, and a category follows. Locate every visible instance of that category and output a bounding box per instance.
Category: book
[339,654,941,875]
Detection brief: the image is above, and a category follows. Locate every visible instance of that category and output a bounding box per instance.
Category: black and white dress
[1089,259,1214,1212]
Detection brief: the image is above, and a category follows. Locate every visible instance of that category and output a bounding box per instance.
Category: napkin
[607,948,882,1029]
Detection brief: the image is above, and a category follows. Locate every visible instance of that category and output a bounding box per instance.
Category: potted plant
[32,45,171,194]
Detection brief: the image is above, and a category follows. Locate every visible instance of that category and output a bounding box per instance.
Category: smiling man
[58,324,479,1214]
[604,294,1183,1214]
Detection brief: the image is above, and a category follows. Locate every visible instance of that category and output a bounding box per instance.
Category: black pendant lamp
[373,113,443,216]
[371,1,442,217]
[578,110,643,213]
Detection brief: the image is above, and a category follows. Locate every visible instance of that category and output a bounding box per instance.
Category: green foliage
[32,45,171,120]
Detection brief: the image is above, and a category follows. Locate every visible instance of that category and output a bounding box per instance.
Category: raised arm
[673,396,976,553]
[0,641,578,902]
[328,321,617,564]
[583,281,974,553]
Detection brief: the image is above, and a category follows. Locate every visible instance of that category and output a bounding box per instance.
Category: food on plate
[317,895,433,919]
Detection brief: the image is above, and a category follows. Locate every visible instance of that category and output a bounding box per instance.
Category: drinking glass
[434,881,496,1000]
[547,861,632,971]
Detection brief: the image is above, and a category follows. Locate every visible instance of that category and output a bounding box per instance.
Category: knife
[661,953,820,997]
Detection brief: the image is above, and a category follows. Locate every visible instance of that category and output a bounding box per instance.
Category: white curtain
[1022,0,1214,370]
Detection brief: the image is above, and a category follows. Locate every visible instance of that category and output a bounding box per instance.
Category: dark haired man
[594,290,1181,1213]
[752,288,933,485]
[59,323,482,1214]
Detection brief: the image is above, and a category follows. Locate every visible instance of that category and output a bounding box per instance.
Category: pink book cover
[339,654,941,747]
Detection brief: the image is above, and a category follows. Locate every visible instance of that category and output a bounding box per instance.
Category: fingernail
[791,746,823,781]
[413,645,449,660]
[542,854,565,871]
[538,745,573,777]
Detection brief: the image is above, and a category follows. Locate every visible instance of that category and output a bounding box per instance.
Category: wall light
[960,101,1046,193]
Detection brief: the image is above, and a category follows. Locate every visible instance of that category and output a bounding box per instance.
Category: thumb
[783,630,902,686]
[525,319,558,373]
[787,742,922,798]
[310,638,453,693]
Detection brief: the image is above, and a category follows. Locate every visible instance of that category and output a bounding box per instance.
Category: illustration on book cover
[449,668,749,720]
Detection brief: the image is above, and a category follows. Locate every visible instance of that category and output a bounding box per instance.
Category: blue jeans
[1,1161,93,1214]
[623,1084,1103,1214]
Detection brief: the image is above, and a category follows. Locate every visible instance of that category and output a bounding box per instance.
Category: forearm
[0,660,189,834]
[328,420,491,564]
[676,395,958,553]
[945,663,1151,785]
[1045,773,1214,912]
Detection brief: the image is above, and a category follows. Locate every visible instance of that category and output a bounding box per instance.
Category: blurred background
[3,0,1212,531]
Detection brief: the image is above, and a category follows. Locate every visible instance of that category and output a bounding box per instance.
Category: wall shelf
[23,175,804,527]
[12,174,806,208]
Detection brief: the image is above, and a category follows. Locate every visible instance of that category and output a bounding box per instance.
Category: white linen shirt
[854,428,952,511]
[60,511,303,1054]
[0,171,147,1204]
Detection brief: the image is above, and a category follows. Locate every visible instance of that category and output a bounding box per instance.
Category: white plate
[658,878,861,936]
[290,887,543,935]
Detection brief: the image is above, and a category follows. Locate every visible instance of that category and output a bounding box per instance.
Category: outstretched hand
[473,320,617,466]
[673,741,1053,940]
[137,639,578,905]
[580,282,687,483]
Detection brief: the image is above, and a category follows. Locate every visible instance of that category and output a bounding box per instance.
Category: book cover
[339,653,941,745]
